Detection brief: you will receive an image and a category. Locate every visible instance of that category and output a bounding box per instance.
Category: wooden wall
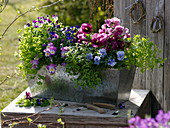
[114,0,170,111]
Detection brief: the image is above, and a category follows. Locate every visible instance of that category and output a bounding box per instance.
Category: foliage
[126,110,170,128]
[125,35,165,72]
[0,0,41,111]
[38,0,91,26]
[38,0,106,32]
[18,15,164,88]
[37,124,47,128]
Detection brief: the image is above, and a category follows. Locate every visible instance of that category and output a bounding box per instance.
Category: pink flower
[52,33,59,40]
[77,33,86,39]
[115,25,124,31]
[105,17,120,28]
[25,92,32,99]
[47,42,54,48]
[91,33,108,48]
[43,49,51,57]
[79,23,92,34]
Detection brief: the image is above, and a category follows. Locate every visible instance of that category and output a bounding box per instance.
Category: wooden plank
[145,0,164,110]
[129,0,147,89]
[114,0,130,28]
[164,0,170,112]
[115,0,147,89]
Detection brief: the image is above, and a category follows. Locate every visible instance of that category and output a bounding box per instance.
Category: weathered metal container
[28,65,136,105]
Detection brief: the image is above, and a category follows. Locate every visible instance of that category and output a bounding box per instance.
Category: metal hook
[150,16,163,33]
[128,1,146,24]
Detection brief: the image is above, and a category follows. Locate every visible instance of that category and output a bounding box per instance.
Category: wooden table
[1,88,151,128]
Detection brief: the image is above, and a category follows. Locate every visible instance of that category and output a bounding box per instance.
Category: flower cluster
[18,15,80,77]
[76,18,130,49]
[16,92,51,107]
[71,17,131,69]
[18,15,164,88]
[127,110,170,128]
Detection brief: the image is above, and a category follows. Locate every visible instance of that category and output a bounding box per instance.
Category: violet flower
[43,49,51,57]
[30,60,39,69]
[94,56,101,65]
[108,59,117,67]
[117,51,125,61]
[86,53,93,61]
[49,46,57,55]
[99,49,107,58]
[46,64,57,74]
[34,25,39,28]
[61,47,69,57]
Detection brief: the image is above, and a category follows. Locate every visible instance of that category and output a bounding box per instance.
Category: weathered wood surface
[1,88,151,128]
[164,0,170,112]
[114,0,166,111]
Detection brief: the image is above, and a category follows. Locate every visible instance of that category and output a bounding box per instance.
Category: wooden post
[164,0,170,112]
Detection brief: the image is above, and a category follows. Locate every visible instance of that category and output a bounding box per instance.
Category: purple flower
[25,23,31,27]
[47,19,52,23]
[30,60,39,69]
[36,99,41,105]
[34,25,39,28]
[46,64,57,74]
[60,46,69,51]
[26,92,32,100]
[99,49,107,58]
[42,44,47,47]
[86,53,93,61]
[108,59,117,67]
[66,33,71,37]
[61,63,66,66]
[38,20,44,24]
[117,51,125,61]
[126,110,170,128]
[77,33,86,40]
[66,37,74,40]
[56,25,60,28]
[37,17,43,19]
[94,56,101,65]
[76,25,80,28]
[79,23,92,34]
[32,20,37,23]
[49,46,57,55]
[49,32,56,35]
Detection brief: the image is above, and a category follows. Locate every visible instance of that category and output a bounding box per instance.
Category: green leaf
[27,117,33,123]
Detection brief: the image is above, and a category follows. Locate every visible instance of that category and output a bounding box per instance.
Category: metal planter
[28,65,136,105]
